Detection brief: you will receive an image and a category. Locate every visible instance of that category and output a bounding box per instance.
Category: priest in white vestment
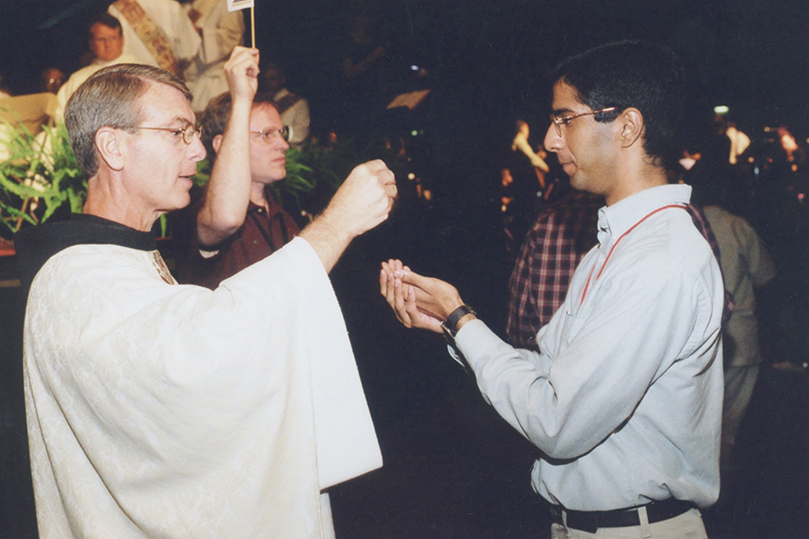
[16,47,393,539]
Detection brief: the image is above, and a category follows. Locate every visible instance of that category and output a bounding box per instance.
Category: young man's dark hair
[552,40,686,171]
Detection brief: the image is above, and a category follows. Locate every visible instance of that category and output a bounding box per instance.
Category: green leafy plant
[0,122,86,242]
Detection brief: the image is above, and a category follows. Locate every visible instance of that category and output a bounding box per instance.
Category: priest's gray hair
[64,63,193,178]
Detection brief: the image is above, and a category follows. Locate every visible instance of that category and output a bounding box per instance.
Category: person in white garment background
[54,13,136,122]
[108,0,201,76]
[689,162,777,504]
[182,0,245,114]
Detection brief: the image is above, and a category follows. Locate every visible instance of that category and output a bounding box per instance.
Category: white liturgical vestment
[21,224,381,538]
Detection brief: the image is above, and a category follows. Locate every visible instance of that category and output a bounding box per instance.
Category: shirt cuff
[452,319,504,372]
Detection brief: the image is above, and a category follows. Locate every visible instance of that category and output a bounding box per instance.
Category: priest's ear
[95,127,125,172]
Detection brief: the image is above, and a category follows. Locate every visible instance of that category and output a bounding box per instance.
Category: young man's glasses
[251,126,290,143]
[549,107,617,137]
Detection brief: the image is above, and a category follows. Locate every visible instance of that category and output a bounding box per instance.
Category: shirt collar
[14,213,156,291]
[247,186,280,213]
[597,184,692,246]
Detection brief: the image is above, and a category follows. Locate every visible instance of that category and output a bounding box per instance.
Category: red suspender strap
[579,204,686,306]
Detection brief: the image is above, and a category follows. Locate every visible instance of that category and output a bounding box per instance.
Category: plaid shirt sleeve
[506,195,600,351]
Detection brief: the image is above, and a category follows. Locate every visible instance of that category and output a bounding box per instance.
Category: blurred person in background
[261,62,310,146]
[183,0,245,114]
[54,13,136,122]
[40,68,65,94]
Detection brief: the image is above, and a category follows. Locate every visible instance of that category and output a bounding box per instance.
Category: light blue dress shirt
[455,184,724,511]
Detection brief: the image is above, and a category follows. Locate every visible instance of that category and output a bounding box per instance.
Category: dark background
[1,1,808,538]
[3,0,809,135]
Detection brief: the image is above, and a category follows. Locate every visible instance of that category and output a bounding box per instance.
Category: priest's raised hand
[300,159,397,272]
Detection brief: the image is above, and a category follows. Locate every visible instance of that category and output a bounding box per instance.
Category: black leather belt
[550,498,696,533]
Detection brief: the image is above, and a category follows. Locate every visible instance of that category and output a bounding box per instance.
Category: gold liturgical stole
[112,0,181,76]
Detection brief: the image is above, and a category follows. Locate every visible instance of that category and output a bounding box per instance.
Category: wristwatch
[440,304,475,342]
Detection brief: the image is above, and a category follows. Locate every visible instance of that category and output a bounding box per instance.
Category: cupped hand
[379,260,443,333]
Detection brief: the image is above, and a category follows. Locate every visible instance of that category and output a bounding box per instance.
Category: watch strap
[441,304,475,338]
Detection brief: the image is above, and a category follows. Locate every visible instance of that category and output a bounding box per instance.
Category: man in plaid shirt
[506,191,601,351]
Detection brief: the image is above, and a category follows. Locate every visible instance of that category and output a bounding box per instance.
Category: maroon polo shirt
[185,190,301,290]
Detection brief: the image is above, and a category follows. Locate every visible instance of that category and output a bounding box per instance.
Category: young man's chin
[263,173,287,185]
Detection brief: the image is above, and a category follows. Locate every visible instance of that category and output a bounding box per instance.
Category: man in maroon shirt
[180,47,300,289]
